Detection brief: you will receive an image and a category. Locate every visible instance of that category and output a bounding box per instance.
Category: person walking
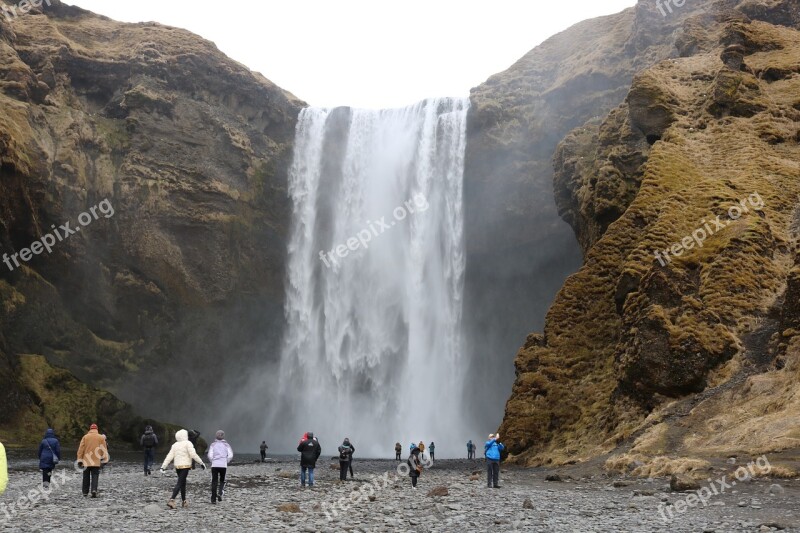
[187,430,201,469]
[429,442,435,462]
[484,433,505,489]
[337,439,353,481]
[77,423,109,498]
[394,442,402,461]
[297,432,321,488]
[259,441,268,462]
[467,440,474,459]
[408,445,423,489]
[38,429,60,488]
[0,440,7,495]
[208,430,233,504]
[140,425,158,476]
[160,429,206,509]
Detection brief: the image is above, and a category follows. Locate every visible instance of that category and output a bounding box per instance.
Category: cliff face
[0,1,302,445]
[499,0,800,467]
[461,0,699,425]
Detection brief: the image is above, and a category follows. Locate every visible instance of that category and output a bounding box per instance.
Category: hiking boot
[167,499,177,509]
[91,492,97,498]
[182,500,189,509]
[43,482,50,489]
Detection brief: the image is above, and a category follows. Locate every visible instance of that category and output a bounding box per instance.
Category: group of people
[393,441,435,461]
[0,427,507,507]
[28,424,234,509]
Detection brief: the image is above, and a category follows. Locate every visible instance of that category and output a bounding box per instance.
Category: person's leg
[42,468,51,486]
[411,475,417,487]
[82,468,90,495]
[349,460,354,478]
[91,467,99,495]
[219,468,227,499]
[300,465,306,486]
[309,467,315,486]
[171,470,183,499]
[491,461,500,487]
[180,469,188,501]
[211,468,219,502]
[339,461,347,481]
[486,461,492,488]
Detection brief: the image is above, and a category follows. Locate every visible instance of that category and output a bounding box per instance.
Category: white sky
[64,0,637,109]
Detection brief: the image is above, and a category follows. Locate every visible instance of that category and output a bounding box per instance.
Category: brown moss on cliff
[501,2,800,466]
[0,1,303,443]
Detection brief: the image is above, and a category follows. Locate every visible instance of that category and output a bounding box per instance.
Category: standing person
[296,432,321,488]
[160,429,206,509]
[484,433,505,489]
[429,442,436,462]
[408,445,422,489]
[77,423,109,498]
[187,430,201,469]
[140,425,158,476]
[259,441,268,463]
[394,442,402,461]
[345,438,355,479]
[467,440,473,459]
[0,440,7,495]
[337,439,353,481]
[208,430,233,504]
[38,429,60,488]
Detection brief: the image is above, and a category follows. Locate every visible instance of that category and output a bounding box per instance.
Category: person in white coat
[160,429,206,509]
[207,430,233,504]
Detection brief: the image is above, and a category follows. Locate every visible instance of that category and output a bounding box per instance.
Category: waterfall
[271,98,470,457]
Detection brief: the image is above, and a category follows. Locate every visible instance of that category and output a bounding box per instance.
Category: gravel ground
[1,458,797,532]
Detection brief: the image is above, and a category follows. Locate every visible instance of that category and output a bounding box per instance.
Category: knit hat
[90,423,98,430]
[215,430,225,440]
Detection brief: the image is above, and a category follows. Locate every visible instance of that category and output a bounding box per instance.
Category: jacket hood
[44,429,55,439]
[175,429,189,442]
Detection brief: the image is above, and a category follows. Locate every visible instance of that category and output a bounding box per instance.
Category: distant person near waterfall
[140,425,158,476]
[297,432,321,487]
[429,442,435,461]
[408,444,423,488]
[467,440,474,459]
[395,442,402,461]
[260,441,268,462]
[337,438,354,481]
[345,438,355,479]
[484,433,505,489]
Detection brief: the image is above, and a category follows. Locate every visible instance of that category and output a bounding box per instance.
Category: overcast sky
[65,0,637,109]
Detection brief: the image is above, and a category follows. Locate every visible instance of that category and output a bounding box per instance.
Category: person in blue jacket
[484,433,504,489]
[38,428,61,488]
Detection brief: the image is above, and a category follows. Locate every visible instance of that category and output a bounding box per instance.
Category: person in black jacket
[337,439,353,481]
[344,438,355,479]
[188,430,201,469]
[296,432,321,487]
[140,426,159,476]
[408,445,423,488]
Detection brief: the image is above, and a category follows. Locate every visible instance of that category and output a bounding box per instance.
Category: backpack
[142,433,156,447]
[339,446,351,460]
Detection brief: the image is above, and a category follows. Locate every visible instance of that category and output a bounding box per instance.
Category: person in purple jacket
[38,428,61,488]
[207,430,233,504]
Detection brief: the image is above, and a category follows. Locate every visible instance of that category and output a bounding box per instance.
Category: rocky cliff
[498,0,800,470]
[0,1,302,445]
[462,0,692,427]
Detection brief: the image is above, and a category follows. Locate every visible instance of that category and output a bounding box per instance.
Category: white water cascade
[270,98,470,457]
